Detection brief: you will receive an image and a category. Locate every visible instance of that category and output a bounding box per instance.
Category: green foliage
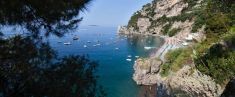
[223,27,235,46]
[165,49,183,63]
[203,0,234,35]
[0,36,106,97]
[195,44,235,84]
[158,0,235,84]
[143,3,151,8]
[205,13,230,34]
[160,63,171,77]
[0,0,92,37]
[192,11,207,32]
[144,3,156,18]
[183,0,199,9]
[160,48,193,75]
[0,0,107,96]
[127,11,143,30]
[158,15,168,23]
[170,48,193,72]
[170,13,194,22]
[160,23,181,37]
[148,15,167,31]
[168,28,182,37]
[194,0,235,84]
[161,23,172,35]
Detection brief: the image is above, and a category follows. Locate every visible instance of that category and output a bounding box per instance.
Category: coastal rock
[118,26,137,34]
[125,0,223,96]
[134,64,224,97]
[154,0,188,19]
[117,0,204,37]
[166,66,223,97]
[137,18,151,34]
[133,58,162,85]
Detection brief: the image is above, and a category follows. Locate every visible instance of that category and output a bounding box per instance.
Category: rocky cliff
[133,58,224,97]
[121,0,230,96]
[118,0,205,38]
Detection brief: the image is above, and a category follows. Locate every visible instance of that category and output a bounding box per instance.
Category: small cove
[49,26,164,97]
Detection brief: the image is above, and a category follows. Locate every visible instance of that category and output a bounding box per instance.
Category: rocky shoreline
[117,0,230,96]
[120,29,223,97]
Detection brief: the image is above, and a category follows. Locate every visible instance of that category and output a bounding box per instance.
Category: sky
[80,0,152,27]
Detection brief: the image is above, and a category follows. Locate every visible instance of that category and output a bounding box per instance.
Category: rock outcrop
[154,0,188,18]
[118,0,205,37]
[137,18,151,34]
[133,59,224,97]
[166,66,223,97]
[123,0,227,96]
[133,58,162,85]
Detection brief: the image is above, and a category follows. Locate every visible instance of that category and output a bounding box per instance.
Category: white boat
[73,36,79,40]
[83,45,87,48]
[126,59,132,61]
[128,55,132,58]
[144,47,152,50]
[135,56,139,58]
[64,42,71,45]
[96,44,101,46]
[115,48,119,50]
[87,41,91,43]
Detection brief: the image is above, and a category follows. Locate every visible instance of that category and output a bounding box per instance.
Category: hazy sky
[80,0,152,27]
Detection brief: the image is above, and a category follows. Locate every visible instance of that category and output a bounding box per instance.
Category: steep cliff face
[118,0,205,38]
[121,0,230,96]
[133,58,224,97]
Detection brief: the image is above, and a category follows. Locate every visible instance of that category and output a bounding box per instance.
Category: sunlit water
[4,26,164,97]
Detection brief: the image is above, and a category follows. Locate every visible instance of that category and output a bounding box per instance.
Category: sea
[2,26,164,97]
[49,26,164,97]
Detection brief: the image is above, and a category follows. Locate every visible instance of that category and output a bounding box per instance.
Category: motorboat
[144,47,152,50]
[126,59,132,61]
[73,36,79,40]
[64,42,71,45]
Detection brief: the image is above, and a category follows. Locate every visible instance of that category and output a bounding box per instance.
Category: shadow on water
[0,0,106,97]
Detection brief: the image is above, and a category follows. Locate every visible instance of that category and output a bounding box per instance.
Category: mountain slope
[120,0,235,96]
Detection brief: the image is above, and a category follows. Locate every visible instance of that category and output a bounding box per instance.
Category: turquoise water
[49,26,164,97]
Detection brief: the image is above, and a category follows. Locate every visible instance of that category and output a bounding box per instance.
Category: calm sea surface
[47,26,164,97]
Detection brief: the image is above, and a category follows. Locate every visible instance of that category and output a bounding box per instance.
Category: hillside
[119,0,235,96]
